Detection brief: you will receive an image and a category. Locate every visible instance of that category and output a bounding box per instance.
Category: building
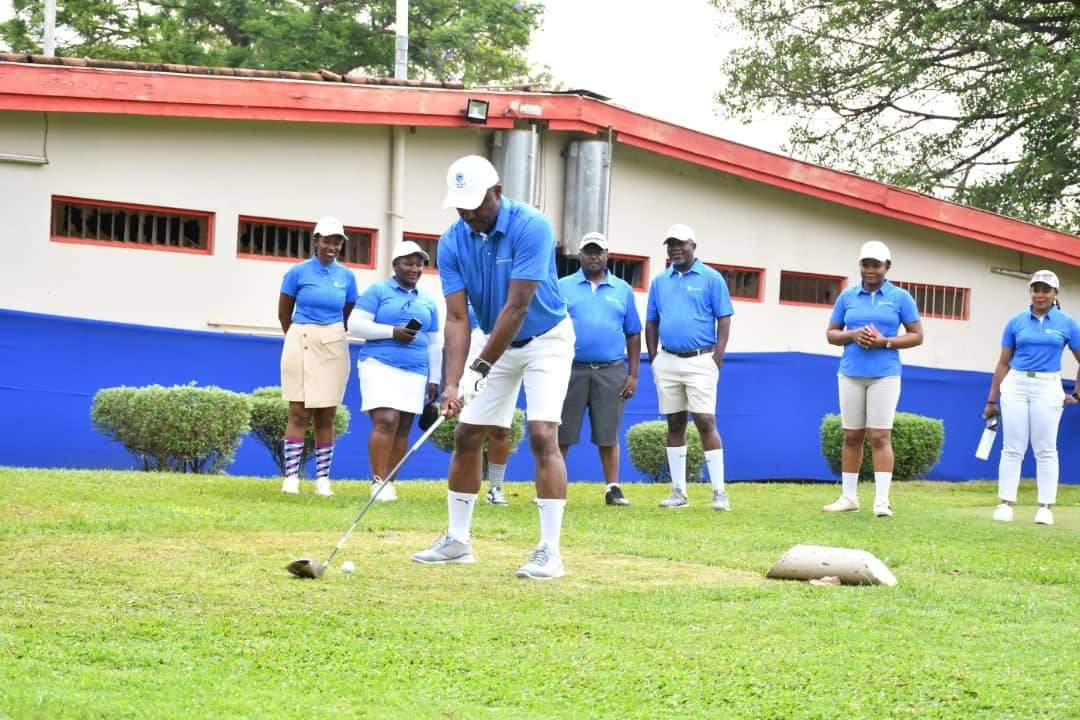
[3,54,1078,483]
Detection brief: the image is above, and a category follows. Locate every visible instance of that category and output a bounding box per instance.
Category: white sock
[666,446,687,492]
[536,498,566,552]
[487,462,506,489]
[874,472,892,506]
[842,472,859,500]
[447,490,477,543]
[704,448,725,493]
[605,482,619,489]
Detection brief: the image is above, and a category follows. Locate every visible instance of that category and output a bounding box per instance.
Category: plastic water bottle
[975,415,999,460]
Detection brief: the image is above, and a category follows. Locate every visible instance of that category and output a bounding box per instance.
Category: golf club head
[286,558,325,579]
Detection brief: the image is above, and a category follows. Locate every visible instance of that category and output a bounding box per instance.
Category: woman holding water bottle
[983,270,1080,526]
[824,241,923,517]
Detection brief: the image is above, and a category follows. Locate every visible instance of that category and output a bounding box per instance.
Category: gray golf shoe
[515,543,564,580]
[411,533,475,564]
[486,486,509,505]
[659,488,689,508]
[711,490,731,511]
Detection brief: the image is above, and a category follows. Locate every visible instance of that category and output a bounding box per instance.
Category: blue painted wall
[2,308,1075,484]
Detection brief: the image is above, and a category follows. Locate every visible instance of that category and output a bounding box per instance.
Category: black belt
[573,359,623,369]
[662,345,716,358]
[510,325,554,348]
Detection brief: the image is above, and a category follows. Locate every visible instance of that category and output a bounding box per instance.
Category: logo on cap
[454,173,466,189]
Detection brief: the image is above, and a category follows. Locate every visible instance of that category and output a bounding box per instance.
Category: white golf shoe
[1034,507,1054,526]
[314,477,333,497]
[823,496,860,513]
[371,479,398,502]
[873,502,893,518]
[411,533,475,564]
[992,503,1014,523]
[486,486,509,505]
[515,543,565,580]
[281,475,300,494]
[659,488,689,508]
[711,489,731,511]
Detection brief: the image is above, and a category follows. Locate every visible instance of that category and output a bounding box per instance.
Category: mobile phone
[405,318,422,331]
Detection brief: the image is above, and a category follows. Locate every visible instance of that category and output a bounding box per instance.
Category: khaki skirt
[280,322,350,408]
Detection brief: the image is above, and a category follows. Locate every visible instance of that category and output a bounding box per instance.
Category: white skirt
[358,358,427,414]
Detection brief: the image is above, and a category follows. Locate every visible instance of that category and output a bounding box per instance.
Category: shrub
[431,408,526,456]
[91,384,252,473]
[820,412,944,481]
[626,420,705,483]
[248,386,350,476]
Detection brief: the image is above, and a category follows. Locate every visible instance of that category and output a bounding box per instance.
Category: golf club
[286,412,448,579]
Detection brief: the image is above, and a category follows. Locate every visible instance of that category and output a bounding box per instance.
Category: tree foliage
[714,1,1080,234]
[1,0,543,84]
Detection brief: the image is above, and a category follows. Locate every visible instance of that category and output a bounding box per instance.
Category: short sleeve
[623,286,643,335]
[1001,318,1017,349]
[1069,317,1080,351]
[427,297,441,334]
[899,290,921,324]
[345,270,359,304]
[710,272,734,318]
[356,284,382,316]
[509,215,555,282]
[437,229,465,296]
[646,279,660,323]
[280,264,300,297]
[829,294,846,326]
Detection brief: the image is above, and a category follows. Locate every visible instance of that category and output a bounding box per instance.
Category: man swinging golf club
[411,155,575,580]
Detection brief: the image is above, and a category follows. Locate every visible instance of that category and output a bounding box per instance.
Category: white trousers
[998,370,1065,505]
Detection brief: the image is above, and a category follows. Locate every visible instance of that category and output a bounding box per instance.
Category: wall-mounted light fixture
[465,98,489,124]
[991,266,1035,280]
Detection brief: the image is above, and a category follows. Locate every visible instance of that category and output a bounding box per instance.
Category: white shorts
[838,375,901,429]
[651,350,719,415]
[460,316,575,428]
[358,358,426,415]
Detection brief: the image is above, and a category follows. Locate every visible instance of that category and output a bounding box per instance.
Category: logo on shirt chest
[494,256,512,264]
[686,285,704,294]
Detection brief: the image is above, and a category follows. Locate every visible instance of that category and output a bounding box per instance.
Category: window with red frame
[51,196,212,253]
[405,232,440,272]
[237,216,375,268]
[779,271,844,306]
[706,263,764,301]
[892,280,969,320]
[556,249,649,290]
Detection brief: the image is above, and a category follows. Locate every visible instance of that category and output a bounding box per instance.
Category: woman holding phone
[823,241,923,517]
[352,242,442,501]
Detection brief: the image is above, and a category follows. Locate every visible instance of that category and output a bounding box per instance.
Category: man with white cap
[645,224,734,510]
[411,155,575,580]
[351,240,441,502]
[558,232,643,506]
[983,269,1080,525]
[824,240,922,517]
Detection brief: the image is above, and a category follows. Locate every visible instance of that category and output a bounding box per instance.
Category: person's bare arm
[278,293,295,334]
[983,347,1014,419]
[476,279,538,364]
[439,290,471,417]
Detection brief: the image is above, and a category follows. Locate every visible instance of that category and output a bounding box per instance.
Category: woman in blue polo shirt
[278,216,359,497]
[824,241,923,517]
[352,241,442,502]
[984,270,1080,526]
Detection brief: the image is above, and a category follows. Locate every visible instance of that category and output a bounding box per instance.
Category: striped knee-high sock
[315,444,334,480]
[283,437,304,478]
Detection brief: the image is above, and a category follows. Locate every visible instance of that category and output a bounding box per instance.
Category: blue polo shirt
[830,280,920,377]
[560,269,642,363]
[437,198,566,341]
[1002,307,1080,372]
[281,256,359,325]
[645,260,733,351]
[355,278,440,377]
[467,302,480,331]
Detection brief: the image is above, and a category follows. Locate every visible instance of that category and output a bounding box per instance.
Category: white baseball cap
[442,155,500,210]
[663,224,695,243]
[313,216,348,240]
[392,240,430,263]
[1029,269,1060,289]
[578,232,609,251]
[858,240,891,262]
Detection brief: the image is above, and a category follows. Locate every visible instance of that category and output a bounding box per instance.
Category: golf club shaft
[322,414,447,566]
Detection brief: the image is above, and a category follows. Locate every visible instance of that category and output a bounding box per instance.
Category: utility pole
[43,0,57,57]
[387,0,409,273]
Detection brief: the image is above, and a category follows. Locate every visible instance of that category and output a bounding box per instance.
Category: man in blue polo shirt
[411,155,575,580]
[558,232,642,506]
[645,223,734,511]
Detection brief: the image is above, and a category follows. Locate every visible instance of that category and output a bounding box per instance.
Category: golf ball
[341,561,355,574]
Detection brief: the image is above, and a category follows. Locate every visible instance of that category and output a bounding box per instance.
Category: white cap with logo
[858,240,891,262]
[578,232,609,251]
[442,155,500,211]
[313,216,348,240]
[392,240,431,263]
[1029,269,1060,289]
[663,224,695,243]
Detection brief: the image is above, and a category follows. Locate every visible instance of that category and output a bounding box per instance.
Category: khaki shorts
[280,322,350,409]
[838,374,901,429]
[651,350,719,415]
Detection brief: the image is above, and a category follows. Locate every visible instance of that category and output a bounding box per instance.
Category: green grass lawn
[1,469,1077,719]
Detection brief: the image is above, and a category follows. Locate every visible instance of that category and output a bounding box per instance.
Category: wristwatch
[885,339,893,349]
[469,357,492,377]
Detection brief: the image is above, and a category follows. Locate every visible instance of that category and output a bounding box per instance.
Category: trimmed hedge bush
[431,408,526,456]
[91,384,251,473]
[626,420,705,483]
[820,412,944,481]
[248,386,350,476]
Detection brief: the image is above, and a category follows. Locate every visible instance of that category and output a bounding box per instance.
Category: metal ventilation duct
[490,129,539,204]
[562,139,610,254]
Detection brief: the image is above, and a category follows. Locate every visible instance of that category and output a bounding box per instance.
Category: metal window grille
[238,217,374,266]
[709,264,762,300]
[51,197,210,250]
[405,233,439,270]
[555,249,646,289]
[779,272,843,305]
[892,281,970,320]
